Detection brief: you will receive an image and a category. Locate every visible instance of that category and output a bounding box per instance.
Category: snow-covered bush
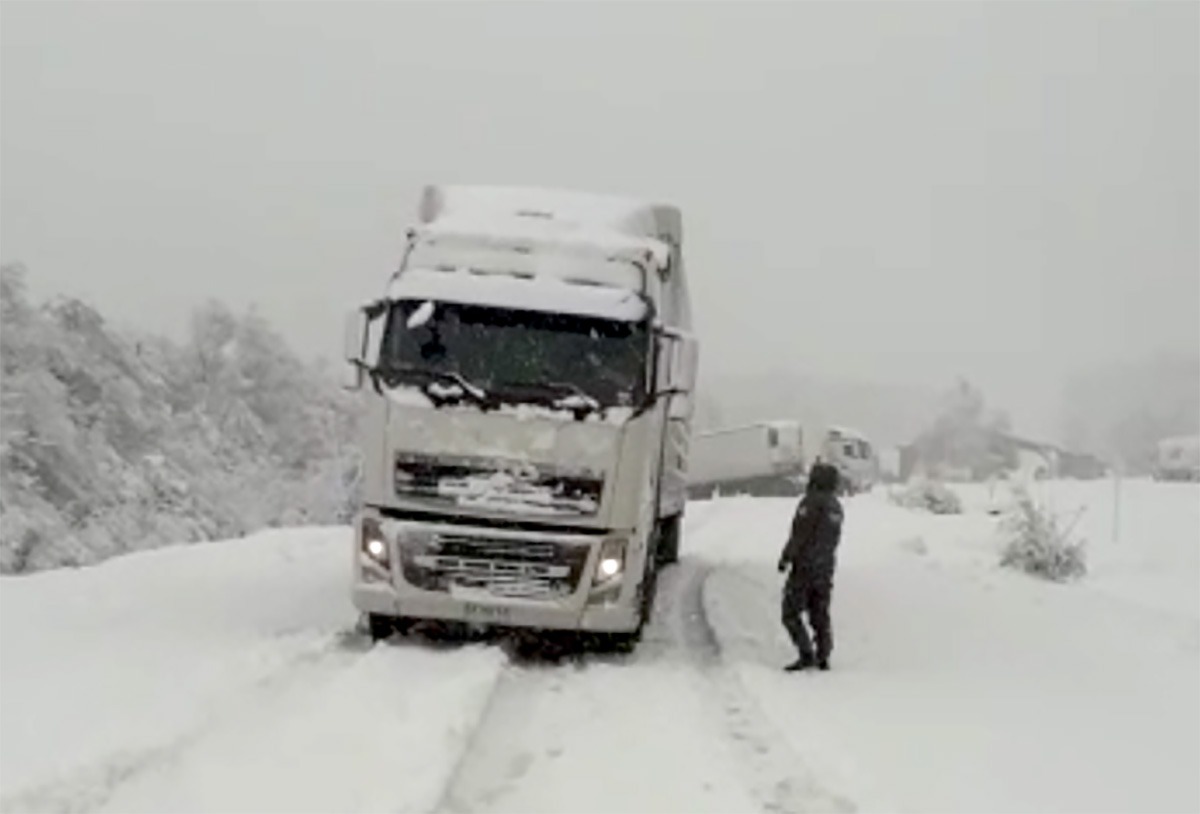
[890,478,963,515]
[998,488,1087,582]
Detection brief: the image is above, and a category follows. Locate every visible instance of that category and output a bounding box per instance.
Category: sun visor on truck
[387,268,650,323]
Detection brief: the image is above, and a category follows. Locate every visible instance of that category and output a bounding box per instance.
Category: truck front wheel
[367,614,415,642]
[593,630,640,654]
[656,516,681,566]
[367,614,394,641]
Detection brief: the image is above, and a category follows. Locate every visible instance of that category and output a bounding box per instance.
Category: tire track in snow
[658,561,858,814]
[77,633,503,814]
[0,631,362,814]
[434,554,857,814]
[433,571,763,814]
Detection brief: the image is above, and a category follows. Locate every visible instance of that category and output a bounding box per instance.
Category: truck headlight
[360,516,390,568]
[594,536,627,585]
[366,538,387,561]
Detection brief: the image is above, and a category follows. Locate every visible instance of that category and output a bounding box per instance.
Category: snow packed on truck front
[351,285,661,632]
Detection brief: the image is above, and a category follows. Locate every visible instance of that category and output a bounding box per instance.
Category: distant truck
[686,421,805,499]
[343,185,698,650]
[1153,435,1200,482]
[816,425,879,495]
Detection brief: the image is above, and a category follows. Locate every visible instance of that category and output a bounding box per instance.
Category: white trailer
[687,421,805,498]
[343,185,698,650]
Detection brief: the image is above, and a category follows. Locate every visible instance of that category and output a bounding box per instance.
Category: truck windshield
[377,300,649,410]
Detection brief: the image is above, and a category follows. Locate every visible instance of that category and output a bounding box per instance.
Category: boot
[816,657,830,671]
[785,654,816,672]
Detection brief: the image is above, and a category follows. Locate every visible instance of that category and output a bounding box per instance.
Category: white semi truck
[343,186,698,649]
[815,425,879,495]
[686,421,806,498]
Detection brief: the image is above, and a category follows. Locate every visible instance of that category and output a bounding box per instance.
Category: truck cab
[818,425,879,495]
[343,186,697,648]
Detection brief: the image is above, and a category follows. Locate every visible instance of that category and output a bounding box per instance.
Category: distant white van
[1154,436,1200,482]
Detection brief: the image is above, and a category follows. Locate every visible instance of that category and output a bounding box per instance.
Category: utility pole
[1112,461,1122,546]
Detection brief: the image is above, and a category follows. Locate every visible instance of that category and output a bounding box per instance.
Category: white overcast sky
[2,1,1196,437]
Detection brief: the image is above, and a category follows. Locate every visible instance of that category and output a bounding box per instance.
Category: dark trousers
[781,570,833,661]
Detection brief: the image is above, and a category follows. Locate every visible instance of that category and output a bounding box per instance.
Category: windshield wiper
[373,363,492,407]
[494,380,602,414]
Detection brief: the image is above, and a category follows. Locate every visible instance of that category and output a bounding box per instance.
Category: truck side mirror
[343,301,385,391]
[654,328,698,410]
[343,308,368,390]
[654,331,675,395]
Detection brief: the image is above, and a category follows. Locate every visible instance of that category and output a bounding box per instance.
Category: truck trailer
[686,421,805,498]
[343,185,698,650]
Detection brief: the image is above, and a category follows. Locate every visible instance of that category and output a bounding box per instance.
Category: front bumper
[352,583,640,632]
[351,514,642,633]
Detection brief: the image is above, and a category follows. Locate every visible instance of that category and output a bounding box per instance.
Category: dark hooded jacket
[778,463,844,582]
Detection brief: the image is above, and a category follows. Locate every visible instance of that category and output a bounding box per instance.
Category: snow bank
[889,478,964,514]
[0,528,505,813]
[689,484,1200,813]
[956,478,1200,619]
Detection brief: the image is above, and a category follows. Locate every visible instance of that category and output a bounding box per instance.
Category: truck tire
[656,516,681,566]
[594,561,658,654]
[594,535,663,654]
[367,614,394,641]
[594,630,640,654]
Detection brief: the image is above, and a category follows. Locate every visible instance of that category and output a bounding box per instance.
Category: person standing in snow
[778,462,844,671]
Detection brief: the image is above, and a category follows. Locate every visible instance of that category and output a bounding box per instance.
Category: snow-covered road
[438,560,853,814]
[2,482,1197,813]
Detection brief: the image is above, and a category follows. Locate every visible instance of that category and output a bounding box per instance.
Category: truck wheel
[596,630,640,654]
[656,516,681,566]
[368,614,394,642]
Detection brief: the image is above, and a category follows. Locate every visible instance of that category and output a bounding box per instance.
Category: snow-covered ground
[0,530,505,813]
[2,480,1197,813]
[696,479,1199,813]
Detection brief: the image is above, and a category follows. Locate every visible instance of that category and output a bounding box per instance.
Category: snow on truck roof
[413,186,678,269]
[412,216,670,270]
[387,268,649,322]
[420,185,682,243]
[392,185,683,322]
[696,420,800,438]
[827,425,870,441]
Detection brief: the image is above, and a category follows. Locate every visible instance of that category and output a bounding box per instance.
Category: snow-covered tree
[909,378,1013,479]
[0,264,362,573]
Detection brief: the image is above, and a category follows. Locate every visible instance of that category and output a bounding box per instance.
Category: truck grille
[393,452,604,518]
[400,533,591,600]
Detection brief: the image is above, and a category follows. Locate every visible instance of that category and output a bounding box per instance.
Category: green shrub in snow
[999,488,1087,582]
[890,478,964,515]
